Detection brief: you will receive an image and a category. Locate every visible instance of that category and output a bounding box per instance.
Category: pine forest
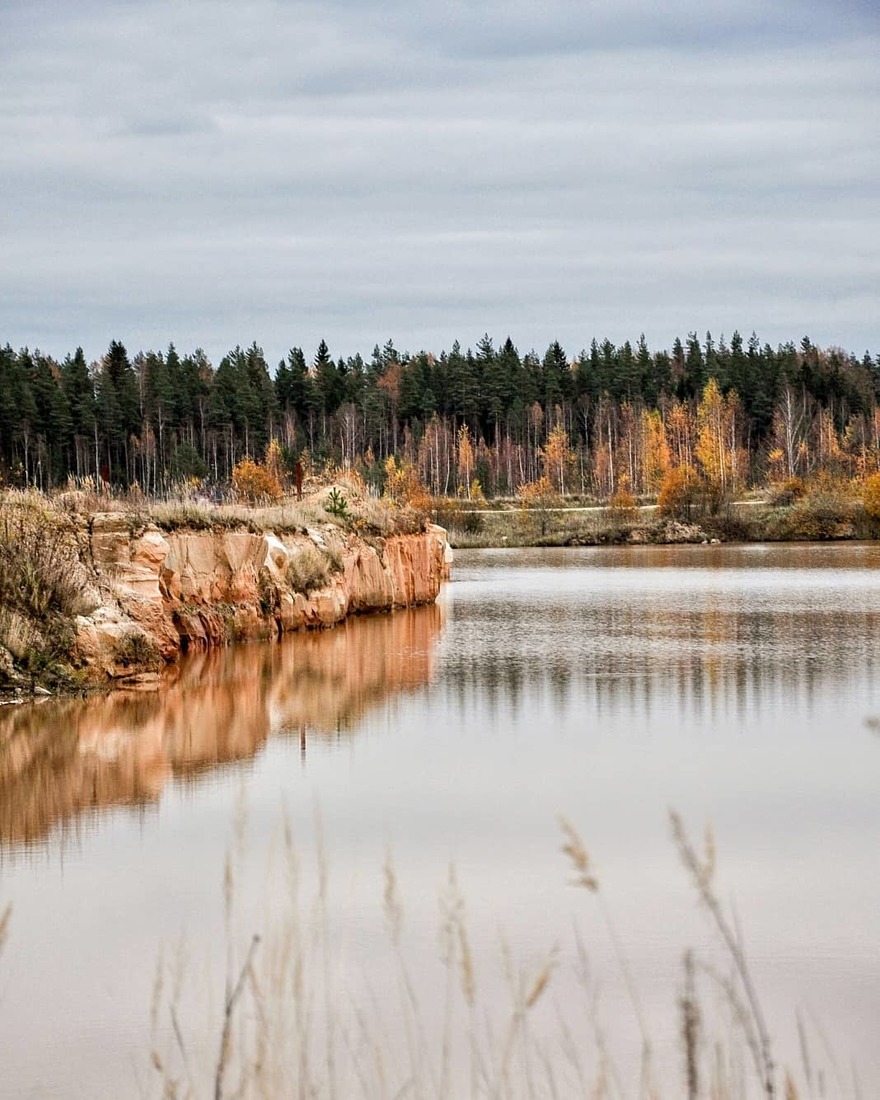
[2,332,879,504]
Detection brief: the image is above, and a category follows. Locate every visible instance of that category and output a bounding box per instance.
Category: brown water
[1,544,879,1097]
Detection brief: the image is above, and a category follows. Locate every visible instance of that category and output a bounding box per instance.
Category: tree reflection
[439,597,880,725]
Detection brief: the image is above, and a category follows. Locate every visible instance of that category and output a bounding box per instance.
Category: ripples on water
[0,544,878,1098]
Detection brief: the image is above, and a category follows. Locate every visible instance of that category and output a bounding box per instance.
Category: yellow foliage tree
[517,476,557,537]
[456,425,474,497]
[863,472,880,519]
[383,455,431,512]
[696,380,733,487]
[665,401,695,469]
[264,439,287,489]
[641,409,670,494]
[695,379,744,509]
[540,424,574,496]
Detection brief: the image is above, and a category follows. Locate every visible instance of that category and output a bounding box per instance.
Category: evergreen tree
[61,348,96,476]
[313,339,344,420]
[541,340,572,409]
[29,352,71,484]
[446,341,479,423]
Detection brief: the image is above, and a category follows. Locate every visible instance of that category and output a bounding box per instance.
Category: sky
[1,0,878,368]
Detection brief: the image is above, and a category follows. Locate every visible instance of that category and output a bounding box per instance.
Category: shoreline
[438,497,880,549]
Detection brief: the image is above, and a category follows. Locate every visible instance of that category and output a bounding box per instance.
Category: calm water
[1,544,879,1097]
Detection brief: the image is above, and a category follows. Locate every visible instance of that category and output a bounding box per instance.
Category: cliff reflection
[0,604,441,850]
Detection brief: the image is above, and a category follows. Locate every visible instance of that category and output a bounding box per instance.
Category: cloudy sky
[1,0,878,366]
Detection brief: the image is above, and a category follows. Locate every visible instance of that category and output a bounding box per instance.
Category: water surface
[1,544,878,1097]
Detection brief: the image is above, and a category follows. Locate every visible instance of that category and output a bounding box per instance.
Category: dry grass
[0,491,95,685]
[40,476,426,538]
[145,813,842,1100]
[286,543,333,594]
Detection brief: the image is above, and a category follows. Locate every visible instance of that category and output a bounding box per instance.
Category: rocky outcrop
[74,516,450,682]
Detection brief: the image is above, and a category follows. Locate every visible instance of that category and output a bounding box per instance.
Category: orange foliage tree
[231,452,283,503]
[863,472,880,519]
[658,464,700,520]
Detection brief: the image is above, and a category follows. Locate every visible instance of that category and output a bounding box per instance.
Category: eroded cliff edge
[73,517,451,684]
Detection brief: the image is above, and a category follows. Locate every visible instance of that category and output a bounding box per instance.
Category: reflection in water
[0,604,441,850]
[1,545,880,1098]
[443,545,880,727]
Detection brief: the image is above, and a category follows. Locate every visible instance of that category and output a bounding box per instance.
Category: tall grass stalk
[670,811,774,1099]
[145,812,850,1100]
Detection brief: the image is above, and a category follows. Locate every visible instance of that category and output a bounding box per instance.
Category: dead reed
[143,812,847,1100]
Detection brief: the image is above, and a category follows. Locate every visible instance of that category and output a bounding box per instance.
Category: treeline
[1,332,879,498]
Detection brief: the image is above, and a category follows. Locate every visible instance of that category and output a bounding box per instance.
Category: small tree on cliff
[232,456,283,504]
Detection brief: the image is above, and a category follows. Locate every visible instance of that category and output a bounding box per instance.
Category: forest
[1,332,879,501]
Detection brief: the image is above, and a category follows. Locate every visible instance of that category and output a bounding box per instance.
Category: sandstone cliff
[74,517,450,683]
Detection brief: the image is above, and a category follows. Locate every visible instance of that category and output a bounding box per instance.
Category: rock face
[74,516,450,682]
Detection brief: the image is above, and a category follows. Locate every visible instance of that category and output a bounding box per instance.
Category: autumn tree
[540,423,574,496]
[641,408,670,494]
[695,379,744,509]
[231,455,283,503]
[658,464,700,521]
[518,476,557,537]
[863,472,880,519]
[456,423,474,496]
[770,385,810,479]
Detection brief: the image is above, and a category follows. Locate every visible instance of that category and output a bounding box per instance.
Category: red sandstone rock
[73,518,449,682]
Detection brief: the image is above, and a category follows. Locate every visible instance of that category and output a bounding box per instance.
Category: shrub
[432,499,484,536]
[768,477,806,507]
[780,473,858,539]
[517,477,558,537]
[607,484,637,523]
[232,458,283,504]
[113,630,161,670]
[0,496,92,684]
[286,544,331,594]
[0,499,88,625]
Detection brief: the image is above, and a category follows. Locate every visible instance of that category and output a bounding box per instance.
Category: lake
[1,544,879,1098]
